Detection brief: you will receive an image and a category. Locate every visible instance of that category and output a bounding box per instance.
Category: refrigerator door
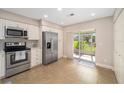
[42,32,52,64]
[51,32,58,62]
[42,32,58,65]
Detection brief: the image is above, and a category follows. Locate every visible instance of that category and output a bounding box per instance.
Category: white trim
[114,71,119,83]
[0,76,5,79]
[96,63,113,70]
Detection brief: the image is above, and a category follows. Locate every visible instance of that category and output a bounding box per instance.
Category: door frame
[73,29,96,62]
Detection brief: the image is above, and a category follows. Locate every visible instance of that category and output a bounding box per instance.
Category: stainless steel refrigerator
[42,32,58,65]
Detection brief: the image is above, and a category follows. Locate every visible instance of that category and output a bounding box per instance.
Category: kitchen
[0,0,124,92]
[0,8,124,84]
[0,9,63,80]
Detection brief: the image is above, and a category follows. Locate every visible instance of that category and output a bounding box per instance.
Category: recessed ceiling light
[44,14,48,18]
[57,8,62,11]
[91,13,96,16]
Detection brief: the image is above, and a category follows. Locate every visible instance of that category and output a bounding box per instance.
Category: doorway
[73,31,96,64]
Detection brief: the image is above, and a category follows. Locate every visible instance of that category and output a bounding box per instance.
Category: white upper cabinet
[27,25,40,40]
[16,22,27,30]
[5,20,18,27]
[0,19,40,40]
[42,26,50,31]
[0,19,5,39]
[5,20,27,30]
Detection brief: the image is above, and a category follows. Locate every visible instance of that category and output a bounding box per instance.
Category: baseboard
[96,63,113,70]
[114,71,119,83]
[0,76,5,79]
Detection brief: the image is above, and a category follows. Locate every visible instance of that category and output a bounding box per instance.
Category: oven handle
[6,50,30,54]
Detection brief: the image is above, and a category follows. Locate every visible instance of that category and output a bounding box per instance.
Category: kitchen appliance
[5,42,31,77]
[5,26,28,38]
[42,32,58,65]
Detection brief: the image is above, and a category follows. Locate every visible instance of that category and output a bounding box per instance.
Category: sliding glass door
[73,33,80,59]
[73,32,96,63]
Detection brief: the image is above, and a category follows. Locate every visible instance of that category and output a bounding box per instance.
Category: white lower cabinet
[0,51,5,79]
[31,48,42,68]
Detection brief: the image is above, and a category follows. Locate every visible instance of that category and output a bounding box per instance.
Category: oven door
[5,27,23,38]
[6,50,31,69]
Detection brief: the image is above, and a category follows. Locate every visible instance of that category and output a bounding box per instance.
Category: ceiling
[2,8,115,26]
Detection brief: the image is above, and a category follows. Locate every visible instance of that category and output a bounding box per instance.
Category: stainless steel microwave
[5,26,28,38]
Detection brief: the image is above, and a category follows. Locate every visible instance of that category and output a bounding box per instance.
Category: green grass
[74,41,79,49]
[73,40,96,53]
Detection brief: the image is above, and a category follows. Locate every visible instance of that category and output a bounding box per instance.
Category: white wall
[63,16,113,69]
[113,9,124,83]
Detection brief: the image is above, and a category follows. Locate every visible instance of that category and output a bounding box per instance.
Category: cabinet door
[114,11,124,42]
[31,48,41,67]
[51,33,58,62]
[5,20,18,27]
[42,26,50,31]
[31,48,37,67]
[0,52,5,78]
[0,19,5,39]
[28,25,40,40]
[17,22,27,30]
[117,42,124,83]
[58,30,63,58]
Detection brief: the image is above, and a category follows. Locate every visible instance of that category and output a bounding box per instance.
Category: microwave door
[5,27,23,37]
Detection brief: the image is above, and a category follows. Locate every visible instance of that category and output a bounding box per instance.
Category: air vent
[69,13,75,16]
[67,13,75,17]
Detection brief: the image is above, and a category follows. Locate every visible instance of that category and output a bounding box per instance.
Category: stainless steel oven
[6,50,30,69]
[5,42,31,77]
[5,26,28,38]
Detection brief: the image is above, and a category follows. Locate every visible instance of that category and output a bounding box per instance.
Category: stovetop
[4,47,30,52]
